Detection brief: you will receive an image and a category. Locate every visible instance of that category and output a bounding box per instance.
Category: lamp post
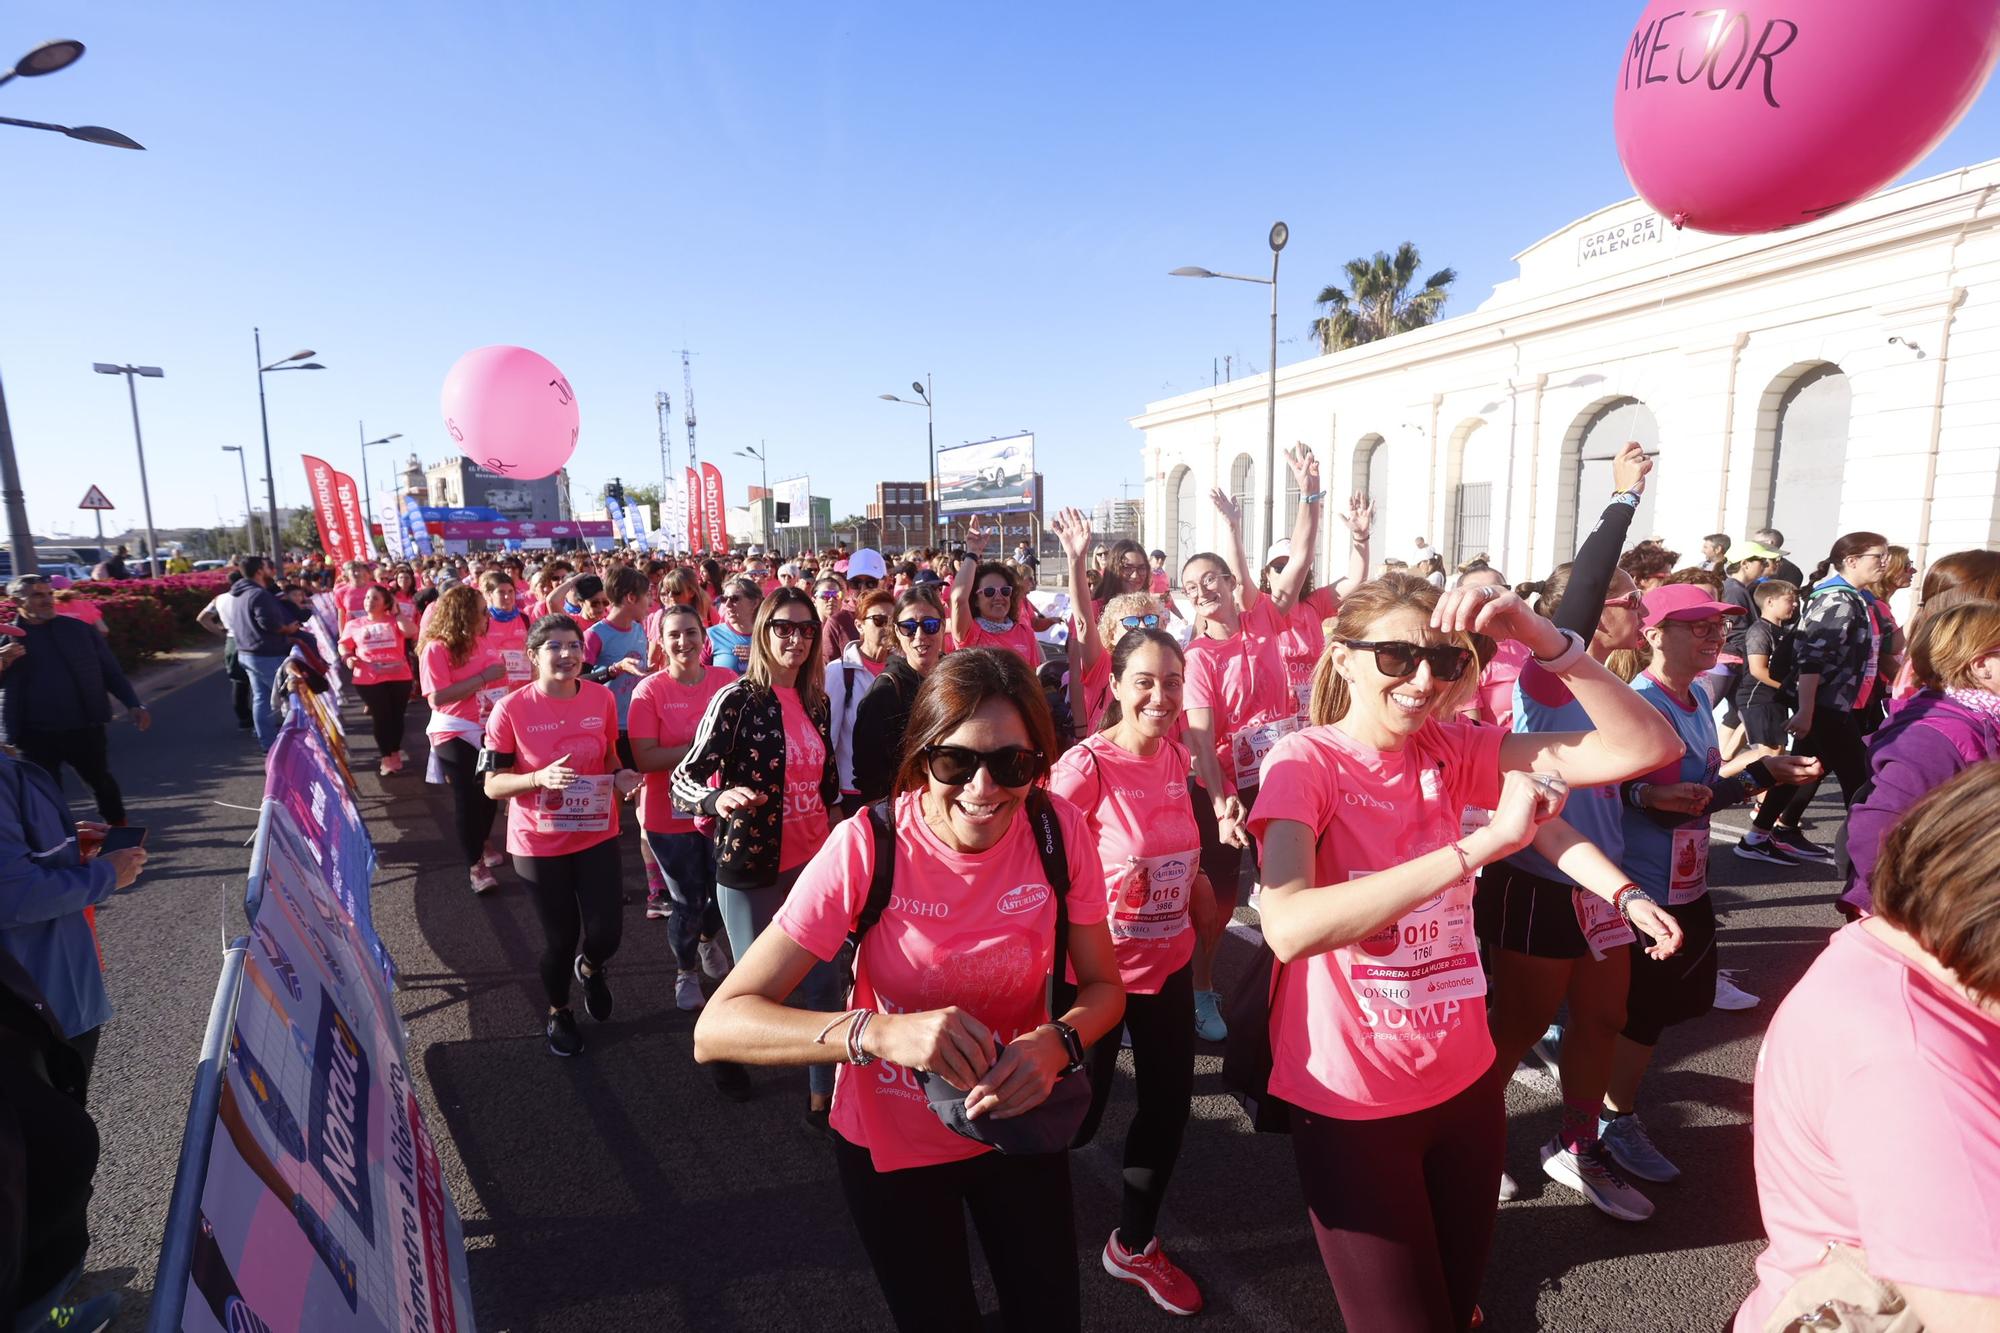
[734,442,770,549]
[221,446,256,554]
[254,329,323,564]
[878,375,935,548]
[358,423,401,558]
[91,362,163,571]
[1171,221,1289,560]
[0,39,144,150]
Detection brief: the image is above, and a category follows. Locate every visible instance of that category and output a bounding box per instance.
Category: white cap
[1265,539,1291,566]
[777,562,799,577]
[845,548,888,580]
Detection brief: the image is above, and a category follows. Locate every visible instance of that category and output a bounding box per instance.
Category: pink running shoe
[1102,1231,1202,1316]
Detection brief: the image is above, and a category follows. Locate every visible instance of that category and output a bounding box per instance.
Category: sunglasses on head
[922,744,1044,787]
[1343,639,1474,682]
[1117,613,1162,631]
[897,616,944,637]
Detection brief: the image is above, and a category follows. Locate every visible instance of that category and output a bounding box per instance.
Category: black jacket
[670,678,840,889]
[851,657,927,805]
[0,616,139,743]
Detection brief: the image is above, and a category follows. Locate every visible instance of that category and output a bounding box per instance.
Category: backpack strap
[848,799,899,954]
[1024,789,1071,982]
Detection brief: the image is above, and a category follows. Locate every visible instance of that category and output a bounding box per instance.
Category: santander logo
[997,883,1051,916]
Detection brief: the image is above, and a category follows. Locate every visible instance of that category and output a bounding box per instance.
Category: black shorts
[1190,779,1257,907]
[1738,698,1790,752]
[1473,860,1588,960]
[1622,892,1717,1046]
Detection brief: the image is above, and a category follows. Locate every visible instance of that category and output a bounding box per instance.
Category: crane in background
[680,349,698,471]
[655,390,672,496]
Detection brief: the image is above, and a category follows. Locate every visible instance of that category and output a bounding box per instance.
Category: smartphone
[97,826,148,854]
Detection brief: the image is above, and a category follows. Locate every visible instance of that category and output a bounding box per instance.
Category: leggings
[643,830,723,973]
[1291,1075,1505,1333]
[1056,961,1195,1249]
[432,737,498,868]
[513,838,623,1010]
[352,680,410,758]
[1761,706,1870,829]
[1191,779,1258,907]
[831,1130,1079,1333]
[718,868,846,1097]
[18,727,124,825]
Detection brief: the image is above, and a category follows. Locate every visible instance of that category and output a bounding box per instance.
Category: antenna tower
[655,391,673,495]
[680,350,698,470]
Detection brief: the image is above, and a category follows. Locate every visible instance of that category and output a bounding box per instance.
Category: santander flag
[301,455,354,564]
[684,467,701,552]
[332,470,372,560]
[699,462,728,553]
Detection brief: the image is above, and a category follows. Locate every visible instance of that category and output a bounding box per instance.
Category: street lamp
[734,442,770,550]
[358,424,401,558]
[0,40,144,149]
[255,329,323,564]
[878,374,934,547]
[1171,220,1289,559]
[91,362,163,573]
[221,446,257,554]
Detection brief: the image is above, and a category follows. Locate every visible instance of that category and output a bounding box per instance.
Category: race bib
[1668,823,1710,905]
[534,774,612,833]
[1572,889,1637,960]
[502,649,532,681]
[356,622,401,661]
[1339,872,1486,1011]
[1109,850,1198,942]
[476,685,510,719]
[1293,679,1313,722]
[1231,716,1300,789]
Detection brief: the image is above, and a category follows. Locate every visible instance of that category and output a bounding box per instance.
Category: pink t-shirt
[335,582,368,626]
[1277,589,1339,721]
[1469,639,1531,730]
[1183,592,1293,794]
[1735,922,2000,1331]
[626,667,732,835]
[773,789,1109,1171]
[1150,570,1171,596]
[485,613,532,682]
[776,686,830,871]
[483,680,622,858]
[1248,719,1504,1120]
[949,617,1041,667]
[1049,734,1199,994]
[339,615,412,685]
[419,638,504,729]
[55,599,105,627]
[1076,652,1112,735]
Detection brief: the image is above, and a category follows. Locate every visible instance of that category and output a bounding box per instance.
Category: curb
[134,644,227,706]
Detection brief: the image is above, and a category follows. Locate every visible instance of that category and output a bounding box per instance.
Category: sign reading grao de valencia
[1577,214,1665,265]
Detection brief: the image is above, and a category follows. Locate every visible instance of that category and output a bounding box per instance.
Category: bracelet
[1624,782,1652,810]
[1448,841,1474,882]
[816,1008,863,1046]
[1609,490,1640,509]
[1303,490,1326,505]
[1532,628,1589,674]
[1612,884,1656,922]
[846,1009,877,1066]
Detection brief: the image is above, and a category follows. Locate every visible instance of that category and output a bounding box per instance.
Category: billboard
[935,433,1035,516]
[771,476,810,528]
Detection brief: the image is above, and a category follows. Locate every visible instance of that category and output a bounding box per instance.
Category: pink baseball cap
[1641,584,1744,628]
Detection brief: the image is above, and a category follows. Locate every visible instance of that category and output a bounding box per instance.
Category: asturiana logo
[997,883,1051,915]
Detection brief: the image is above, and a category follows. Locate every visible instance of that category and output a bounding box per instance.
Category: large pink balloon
[1614,0,2000,235]
[439,345,580,481]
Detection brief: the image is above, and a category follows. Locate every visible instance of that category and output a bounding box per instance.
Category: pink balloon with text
[1613,0,2000,235]
[439,345,580,481]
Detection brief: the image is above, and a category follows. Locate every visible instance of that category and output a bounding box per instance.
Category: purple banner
[435,519,611,541]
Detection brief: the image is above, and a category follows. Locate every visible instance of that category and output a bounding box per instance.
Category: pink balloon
[1614,0,2000,235]
[439,345,580,481]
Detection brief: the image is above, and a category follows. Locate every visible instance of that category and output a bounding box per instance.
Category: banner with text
[400,497,435,558]
[334,471,372,561]
[772,476,810,529]
[434,520,611,542]
[302,457,356,565]
[373,490,407,561]
[699,462,728,552]
[683,468,700,552]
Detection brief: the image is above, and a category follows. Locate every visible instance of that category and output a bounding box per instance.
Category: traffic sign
[79,485,115,511]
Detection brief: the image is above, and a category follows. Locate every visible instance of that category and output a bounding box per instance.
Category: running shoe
[710,1060,753,1102]
[546,1008,584,1057]
[675,969,705,1012]
[698,934,733,980]
[1733,833,1803,866]
[1598,1112,1680,1183]
[574,955,613,1022]
[645,898,672,921]
[1193,989,1227,1042]
[481,846,506,869]
[1498,1170,1521,1202]
[24,1291,120,1333]
[377,759,396,777]
[1713,969,1760,1011]
[469,864,499,895]
[1102,1231,1203,1316]
[802,1104,831,1140]
[1540,1137,1654,1221]
[1768,826,1835,863]
[380,751,404,774]
[1531,1023,1564,1086]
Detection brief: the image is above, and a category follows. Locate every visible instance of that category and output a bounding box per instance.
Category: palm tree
[1310,242,1456,354]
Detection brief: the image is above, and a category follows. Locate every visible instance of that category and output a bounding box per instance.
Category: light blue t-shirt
[1619,674,1719,902]
[708,623,752,676]
[1504,663,1626,885]
[587,618,650,727]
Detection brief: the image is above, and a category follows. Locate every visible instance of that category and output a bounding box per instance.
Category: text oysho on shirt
[484,680,621,859]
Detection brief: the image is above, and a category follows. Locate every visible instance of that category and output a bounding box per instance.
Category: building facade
[424,456,572,522]
[1136,159,2000,590]
[1093,498,1144,544]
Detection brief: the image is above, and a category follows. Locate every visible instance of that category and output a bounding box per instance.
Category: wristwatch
[1532,627,1589,673]
[1045,1019,1087,1074]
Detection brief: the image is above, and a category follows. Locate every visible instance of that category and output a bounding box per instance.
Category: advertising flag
[604,496,626,543]
[374,488,407,560]
[302,456,355,565]
[401,495,435,557]
[684,467,701,552]
[333,470,372,561]
[698,462,728,553]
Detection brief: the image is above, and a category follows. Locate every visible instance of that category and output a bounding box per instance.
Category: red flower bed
[0,573,232,672]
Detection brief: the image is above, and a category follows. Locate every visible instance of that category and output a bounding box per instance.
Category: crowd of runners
[163,439,2000,1330]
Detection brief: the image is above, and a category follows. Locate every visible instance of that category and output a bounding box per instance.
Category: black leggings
[19,727,124,825]
[352,680,410,758]
[513,839,623,1010]
[433,737,498,868]
[1191,779,1257,907]
[1761,706,1870,829]
[1291,1076,1504,1333]
[1056,962,1195,1249]
[831,1130,1079,1333]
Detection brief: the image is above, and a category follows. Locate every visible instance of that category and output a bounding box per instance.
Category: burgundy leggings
[1291,1075,1503,1333]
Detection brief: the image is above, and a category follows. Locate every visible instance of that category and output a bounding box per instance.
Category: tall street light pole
[0,371,36,579]
[221,446,256,554]
[878,374,935,547]
[358,423,401,559]
[1171,221,1289,561]
[255,329,324,564]
[91,362,164,570]
[734,442,770,549]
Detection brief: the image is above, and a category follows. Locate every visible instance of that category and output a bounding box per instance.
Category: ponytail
[1811,530,1887,586]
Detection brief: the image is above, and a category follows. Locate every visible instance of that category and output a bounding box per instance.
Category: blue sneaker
[1598,1112,1680,1183]
[1193,989,1227,1042]
[1532,1023,1564,1085]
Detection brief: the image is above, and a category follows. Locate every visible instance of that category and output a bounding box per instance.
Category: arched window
[1569,397,1661,553]
[1229,453,1255,528]
[1166,464,1196,575]
[1765,364,1849,570]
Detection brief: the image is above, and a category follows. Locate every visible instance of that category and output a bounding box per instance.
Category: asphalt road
[69,667,1854,1331]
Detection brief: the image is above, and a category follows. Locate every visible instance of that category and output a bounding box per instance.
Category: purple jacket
[1842,690,2000,913]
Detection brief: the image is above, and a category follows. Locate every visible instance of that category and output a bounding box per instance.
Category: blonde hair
[1095,591,1165,650]
[1911,599,2000,691]
[1306,575,1476,725]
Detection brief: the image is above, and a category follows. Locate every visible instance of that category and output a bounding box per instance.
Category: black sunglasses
[1117,613,1162,631]
[847,577,880,590]
[765,620,818,642]
[896,616,943,637]
[1343,639,1474,682]
[922,744,1044,787]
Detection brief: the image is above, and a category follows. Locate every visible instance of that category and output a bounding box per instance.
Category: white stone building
[1136,158,2000,589]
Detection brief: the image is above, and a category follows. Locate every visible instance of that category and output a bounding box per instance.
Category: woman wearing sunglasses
[812,573,861,658]
[707,575,763,675]
[1250,574,1681,1332]
[1049,627,1207,1315]
[694,648,1123,1332]
[852,588,948,805]
[671,588,846,1125]
[826,588,900,818]
[948,519,1055,667]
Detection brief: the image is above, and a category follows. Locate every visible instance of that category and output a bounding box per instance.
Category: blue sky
[9,2,1999,543]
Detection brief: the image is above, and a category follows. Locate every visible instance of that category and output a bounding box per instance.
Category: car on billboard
[939,439,1035,508]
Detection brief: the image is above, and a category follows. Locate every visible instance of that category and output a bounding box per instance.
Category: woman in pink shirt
[337,585,417,776]
[1250,575,1680,1332]
[479,570,532,685]
[947,519,1055,667]
[1736,763,2000,1332]
[1049,628,1206,1317]
[694,647,1123,1332]
[479,614,643,1058]
[418,585,508,893]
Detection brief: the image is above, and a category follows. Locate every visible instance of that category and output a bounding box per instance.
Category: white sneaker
[698,935,733,980]
[1713,970,1760,1011]
[1540,1137,1654,1221]
[1498,1170,1521,1202]
[469,864,499,895]
[1531,1024,1564,1084]
[675,970,706,1012]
